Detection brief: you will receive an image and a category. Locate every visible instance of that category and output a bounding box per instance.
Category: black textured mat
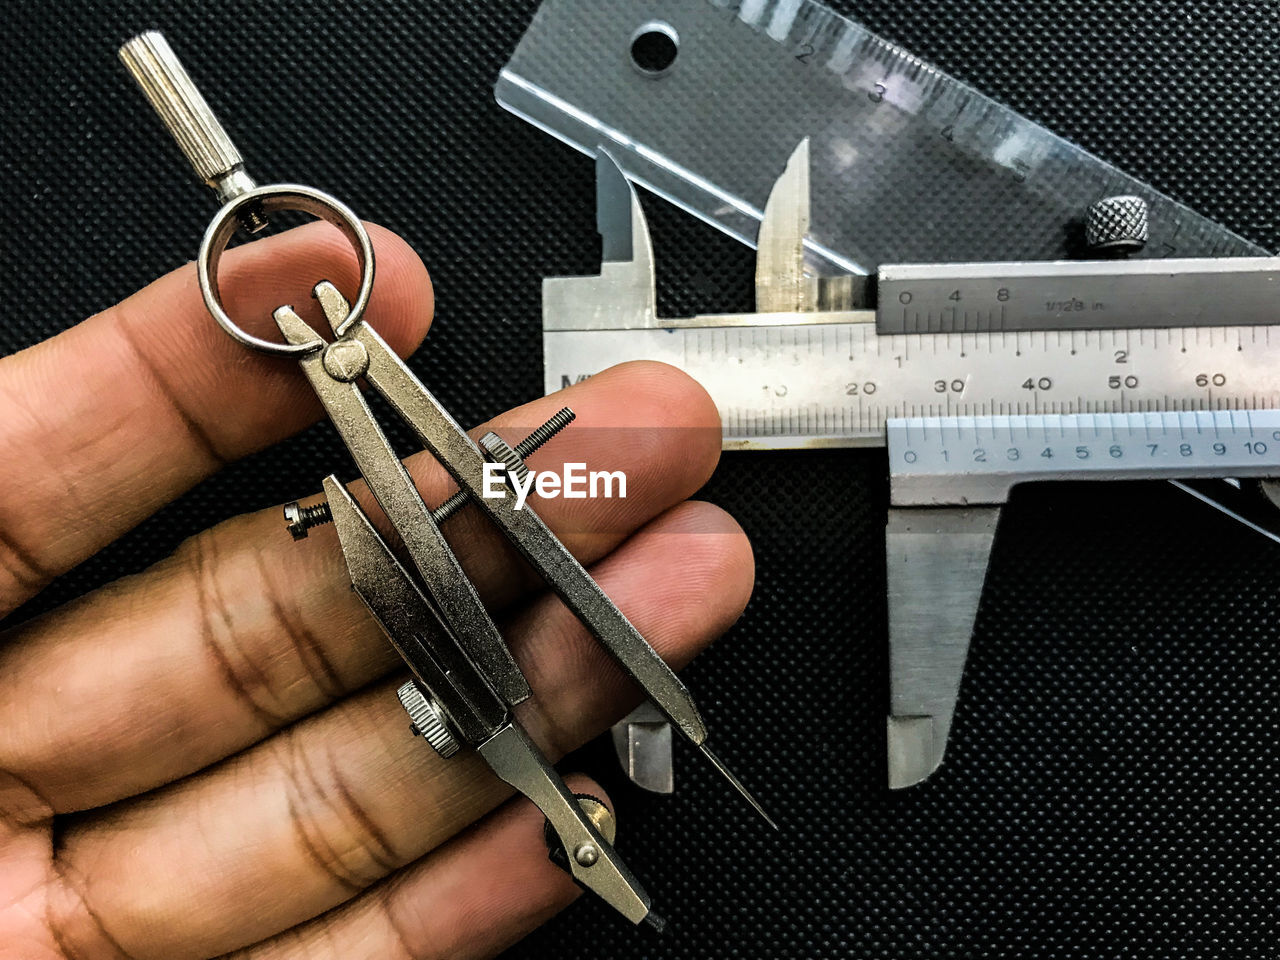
[3,2,1279,958]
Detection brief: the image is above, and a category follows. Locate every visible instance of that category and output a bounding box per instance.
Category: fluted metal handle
[119,31,265,228]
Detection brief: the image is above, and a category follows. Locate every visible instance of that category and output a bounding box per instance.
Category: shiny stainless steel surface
[322,475,509,743]
[550,137,1280,794]
[199,188,375,356]
[884,411,1280,786]
[277,293,532,707]
[480,723,651,924]
[345,312,713,748]
[886,506,999,790]
[611,702,674,794]
[307,301,660,922]
[755,138,817,314]
[304,282,768,834]
[118,31,259,212]
[876,257,1280,334]
[544,152,1280,450]
[122,35,375,356]
[542,150,658,332]
[326,469,652,916]
[887,410,1280,507]
[306,282,773,911]
[754,139,861,314]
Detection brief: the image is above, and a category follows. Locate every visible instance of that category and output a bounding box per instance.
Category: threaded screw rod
[282,407,576,539]
[431,406,577,524]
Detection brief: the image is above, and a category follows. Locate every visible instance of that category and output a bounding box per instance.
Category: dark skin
[0,223,754,959]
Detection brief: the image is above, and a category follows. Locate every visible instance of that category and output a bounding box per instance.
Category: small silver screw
[283,501,334,540]
[574,842,600,867]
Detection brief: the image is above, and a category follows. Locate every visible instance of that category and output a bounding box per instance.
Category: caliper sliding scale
[885,412,1280,788]
[544,142,1280,788]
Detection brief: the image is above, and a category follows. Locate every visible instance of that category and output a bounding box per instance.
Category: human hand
[0,224,753,959]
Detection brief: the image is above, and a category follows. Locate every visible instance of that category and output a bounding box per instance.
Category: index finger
[0,221,433,615]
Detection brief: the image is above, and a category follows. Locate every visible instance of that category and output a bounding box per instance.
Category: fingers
[227,774,606,960]
[46,501,752,960]
[0,361,722,819]
[0,221,432,615]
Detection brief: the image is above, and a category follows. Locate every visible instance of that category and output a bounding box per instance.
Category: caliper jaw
[567,140,866,792]
[886,506,999,789]
[541,148,657,332]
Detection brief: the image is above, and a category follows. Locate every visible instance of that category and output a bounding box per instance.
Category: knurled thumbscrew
[282,406,576,540]
[395,679,460,758]
[1086,195,1149,256]
[118,32,268,232]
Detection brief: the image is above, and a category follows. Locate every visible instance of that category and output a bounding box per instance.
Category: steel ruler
[498,0,1264,272]
[877,259,1280,333]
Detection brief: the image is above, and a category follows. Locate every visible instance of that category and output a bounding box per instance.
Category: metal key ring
[198,184,376,357]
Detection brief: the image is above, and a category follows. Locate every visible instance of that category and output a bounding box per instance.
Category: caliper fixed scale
[544,146,1280,450]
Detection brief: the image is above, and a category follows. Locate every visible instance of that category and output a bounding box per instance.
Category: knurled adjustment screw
[395,680,460,758]
[480,431,529,485]
[1086,195,1149,255]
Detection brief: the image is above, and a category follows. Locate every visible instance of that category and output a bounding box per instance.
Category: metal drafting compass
[118,31,773,928]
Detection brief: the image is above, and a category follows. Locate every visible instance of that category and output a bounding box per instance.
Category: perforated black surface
[3,2,1280,958]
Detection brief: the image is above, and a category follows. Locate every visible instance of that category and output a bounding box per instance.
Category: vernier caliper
[118,31,771,928]
[543,140,1280,791]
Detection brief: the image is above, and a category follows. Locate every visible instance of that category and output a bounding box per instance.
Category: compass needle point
[698,743,778,831]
